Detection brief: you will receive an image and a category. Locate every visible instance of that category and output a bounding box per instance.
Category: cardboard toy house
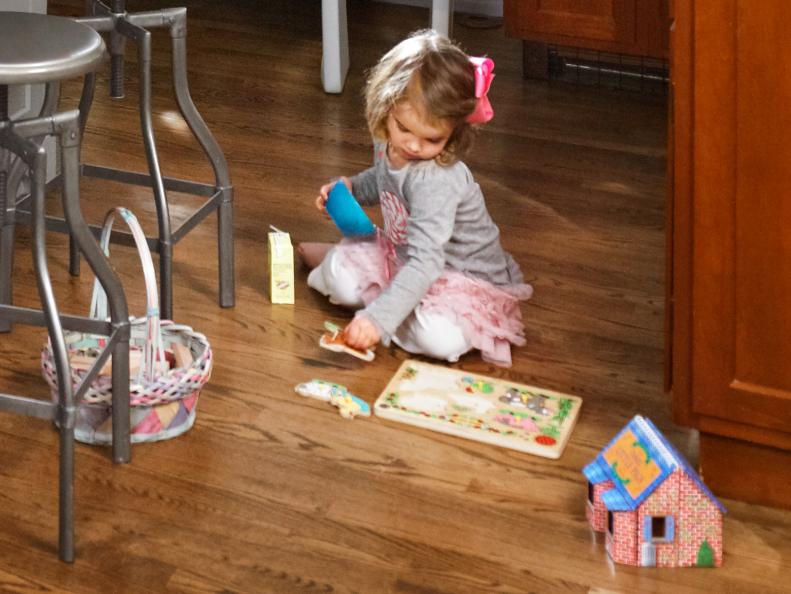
[583,415,725,568]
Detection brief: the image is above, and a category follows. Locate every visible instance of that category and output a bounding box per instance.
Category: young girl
[304,30,532,367]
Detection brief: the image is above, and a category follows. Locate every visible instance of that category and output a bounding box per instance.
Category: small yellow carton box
[268,231,294,304]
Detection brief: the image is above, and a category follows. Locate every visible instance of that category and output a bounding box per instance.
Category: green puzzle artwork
[374,360,583,459]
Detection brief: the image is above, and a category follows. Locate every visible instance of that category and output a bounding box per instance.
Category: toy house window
[607,511,614,534]
[587,481,594,505]
[644,515,675,543]
[652,517,666,538]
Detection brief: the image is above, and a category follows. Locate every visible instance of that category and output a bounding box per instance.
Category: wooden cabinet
[669,0,791,509]
[504,0,669,71]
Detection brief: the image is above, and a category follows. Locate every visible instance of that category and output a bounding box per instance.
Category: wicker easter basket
[41,207,212,444]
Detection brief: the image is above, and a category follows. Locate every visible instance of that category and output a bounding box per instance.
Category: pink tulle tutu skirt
[334,237,533,366]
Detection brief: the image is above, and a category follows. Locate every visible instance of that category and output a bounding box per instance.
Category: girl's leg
[392,307,472,363]
[307,247,365,308]
[297,241,334,269]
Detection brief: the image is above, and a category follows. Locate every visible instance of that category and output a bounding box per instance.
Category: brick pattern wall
[639,470,680,566]
[638,469,723,567]
[606,510,638,565]
[676,472,723,567]
[586,480,615,532]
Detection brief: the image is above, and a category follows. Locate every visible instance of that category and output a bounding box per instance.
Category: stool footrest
[16,188,223,251]
[0,304,113,335]
[0,393,57,421]
[82,164,217,197]
[171,190,225,244]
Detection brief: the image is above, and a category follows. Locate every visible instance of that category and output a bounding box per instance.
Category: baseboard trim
[700,433,791,510]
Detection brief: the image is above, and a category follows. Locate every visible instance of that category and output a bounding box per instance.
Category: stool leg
[1,81,58,301]
[0,154,29,334]
[20,132,76,563]
[58,409,76,562]
[1,85,12,333]
[67,72,99,278]
[68,235,80,277]
[78,72,97,138]
[0,169,12,334]
[58,113,132,465]
[171,32,235,308]
[217,189,234,308]
[122,23,173,319]
[109,1,127,101]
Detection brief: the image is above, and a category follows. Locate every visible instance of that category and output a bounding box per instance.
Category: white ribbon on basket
[90,207,166,384]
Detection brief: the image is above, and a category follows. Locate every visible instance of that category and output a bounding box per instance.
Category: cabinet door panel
[506,0,636,44]
[691,0,791,432]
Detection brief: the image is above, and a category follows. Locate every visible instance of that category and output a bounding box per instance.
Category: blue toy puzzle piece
[326,181,376,237]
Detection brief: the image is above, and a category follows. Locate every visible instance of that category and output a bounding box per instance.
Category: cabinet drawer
[505,0,668,59]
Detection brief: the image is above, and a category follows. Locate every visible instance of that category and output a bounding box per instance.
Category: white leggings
[307,249,472,363]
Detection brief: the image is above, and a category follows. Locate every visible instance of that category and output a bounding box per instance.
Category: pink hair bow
[466,56,495,124]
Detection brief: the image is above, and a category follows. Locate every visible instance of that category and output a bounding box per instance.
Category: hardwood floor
[1,1,788,592]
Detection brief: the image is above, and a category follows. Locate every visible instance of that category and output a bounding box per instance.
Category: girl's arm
[349,142,385,206]
[360,167,463,341]
[349,166,379,206]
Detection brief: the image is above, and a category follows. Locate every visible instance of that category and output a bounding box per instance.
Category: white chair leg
[321,0,349,94]
[431,0,454,37]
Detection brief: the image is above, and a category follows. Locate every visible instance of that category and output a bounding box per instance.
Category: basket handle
[90,207,165,383]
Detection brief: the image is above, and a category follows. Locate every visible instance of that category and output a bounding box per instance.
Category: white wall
[375,0,503,18]
[1,0,45,11]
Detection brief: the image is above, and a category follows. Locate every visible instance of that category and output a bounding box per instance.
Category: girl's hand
[316,176,352,216]
[343,315,380,350]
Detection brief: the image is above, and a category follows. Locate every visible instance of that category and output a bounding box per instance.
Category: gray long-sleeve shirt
[350,143,524,340]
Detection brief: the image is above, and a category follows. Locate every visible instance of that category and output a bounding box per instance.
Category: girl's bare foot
[297,242,333,268]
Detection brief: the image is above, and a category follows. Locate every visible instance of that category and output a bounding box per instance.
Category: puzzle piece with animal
[319,320,375,362]
[295,379,371,419]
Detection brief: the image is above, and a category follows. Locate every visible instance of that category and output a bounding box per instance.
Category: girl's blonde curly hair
[365,30,479,165]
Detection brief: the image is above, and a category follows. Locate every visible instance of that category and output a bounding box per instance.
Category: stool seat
[0,12,105,85]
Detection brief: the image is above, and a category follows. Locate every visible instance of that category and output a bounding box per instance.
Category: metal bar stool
[0,12,131,562]
[59,0,235,321]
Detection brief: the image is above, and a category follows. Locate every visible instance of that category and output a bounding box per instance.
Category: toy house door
[640,542,656,567]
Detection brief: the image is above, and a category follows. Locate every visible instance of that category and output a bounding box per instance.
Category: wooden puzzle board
[374,360,582,459]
